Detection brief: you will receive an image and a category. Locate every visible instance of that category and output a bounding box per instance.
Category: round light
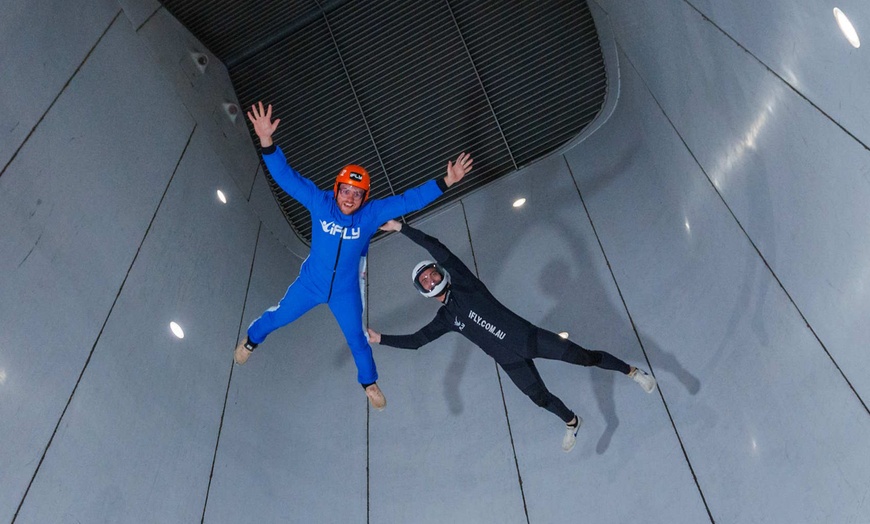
[834,8,860,48]
[513,198,526,208]
[217,190,227,204]
[169,322,185,339]
[558,331,569,339]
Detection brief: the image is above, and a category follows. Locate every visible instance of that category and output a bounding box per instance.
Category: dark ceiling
[160,0,608,242]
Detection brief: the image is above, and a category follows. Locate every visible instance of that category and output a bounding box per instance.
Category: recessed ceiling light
[170,322,185,339]
[513,198,526,208]
[217,189,227,204]
[558,331,569,339]
[834,8,860,48]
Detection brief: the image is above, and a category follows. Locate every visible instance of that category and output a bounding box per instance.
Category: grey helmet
[412,260,450,298]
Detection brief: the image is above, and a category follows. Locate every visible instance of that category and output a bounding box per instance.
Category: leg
[533,329,657,392]
[247,278,321,344]
[501,359,575,423]
[532,328,631,374]
[329,291,378,386]
[329,293,385,409]
[501,359,582,452]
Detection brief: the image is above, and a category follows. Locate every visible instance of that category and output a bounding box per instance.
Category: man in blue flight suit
[235,102,472,411]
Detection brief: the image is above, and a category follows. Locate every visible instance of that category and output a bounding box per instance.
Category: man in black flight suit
[367,220,657,453]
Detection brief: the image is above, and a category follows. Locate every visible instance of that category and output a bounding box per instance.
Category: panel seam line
[11,122,197,522]
[0,10,123,181]
[135,5,164,33]
[200,221,262,523]
[562,154,716,523]
[680,0,870,153]
[620,43,868,416]
[461,200,530,523]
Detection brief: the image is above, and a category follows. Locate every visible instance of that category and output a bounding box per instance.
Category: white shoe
[562,416,583,453]
[630,367,656,393]
[365,383,386,411]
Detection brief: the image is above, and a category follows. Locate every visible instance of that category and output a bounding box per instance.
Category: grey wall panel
[0,15,194,522]
[4,0,869,521]
[205,230,367,523]
[15,127,259,523]
[116,0,161,28]
[366,206,526,523]
[685,0,870,145]
[461,155,708,523]
[138,8,260,197]
[0,0,117,170]
[594,0,870,402]
[564,44,870,524]
[248,164,310,260]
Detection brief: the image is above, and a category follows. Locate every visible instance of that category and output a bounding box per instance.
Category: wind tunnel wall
[1,0,869,523]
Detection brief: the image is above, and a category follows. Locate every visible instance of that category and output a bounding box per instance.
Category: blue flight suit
[247,145,447,385]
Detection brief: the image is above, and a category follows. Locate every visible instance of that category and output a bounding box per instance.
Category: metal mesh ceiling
[161,0,608,243]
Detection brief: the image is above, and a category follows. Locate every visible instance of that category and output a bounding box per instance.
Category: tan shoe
[365,384,386,411]
[234,338,256,365]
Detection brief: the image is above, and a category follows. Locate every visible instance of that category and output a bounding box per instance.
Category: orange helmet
[334,164,371,203]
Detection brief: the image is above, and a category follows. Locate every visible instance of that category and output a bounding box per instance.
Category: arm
[368,314,450,350]
[380,219,477,282]
[247,102,320,209]
[370,152,473,223]
[379,220,452,264]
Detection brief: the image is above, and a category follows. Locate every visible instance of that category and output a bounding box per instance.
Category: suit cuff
[261,144,277,155]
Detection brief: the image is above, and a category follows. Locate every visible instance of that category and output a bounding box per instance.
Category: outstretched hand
[379,219,403,232]
[444,152,473,187]
[367,328,381,344]
[246,101,280,148]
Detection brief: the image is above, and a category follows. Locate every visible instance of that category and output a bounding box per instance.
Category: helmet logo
[349,172,364,182]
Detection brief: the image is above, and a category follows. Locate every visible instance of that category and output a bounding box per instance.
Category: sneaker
[234,338,257,365]
[630,367,657,393]
[365,383,386,411]
[562,416,583,453]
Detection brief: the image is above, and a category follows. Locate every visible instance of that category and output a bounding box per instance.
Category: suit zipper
[327,234,344,301]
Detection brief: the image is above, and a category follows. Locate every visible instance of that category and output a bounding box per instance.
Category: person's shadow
[538,257,700,453]
[464,144,701,454]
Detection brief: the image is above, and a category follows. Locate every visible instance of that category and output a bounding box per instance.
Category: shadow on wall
[353,139,705,439]
[460,139,702,453]
[610,32,781,385]
[538,257,700,453]
[701,88,782,365]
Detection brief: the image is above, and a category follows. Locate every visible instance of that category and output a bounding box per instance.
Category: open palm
[246,101,280,147]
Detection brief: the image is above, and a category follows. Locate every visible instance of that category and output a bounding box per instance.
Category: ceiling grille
[161,0,608,243]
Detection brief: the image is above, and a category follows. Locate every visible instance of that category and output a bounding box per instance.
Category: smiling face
[336,183,365,214]
[417,266,443,292]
